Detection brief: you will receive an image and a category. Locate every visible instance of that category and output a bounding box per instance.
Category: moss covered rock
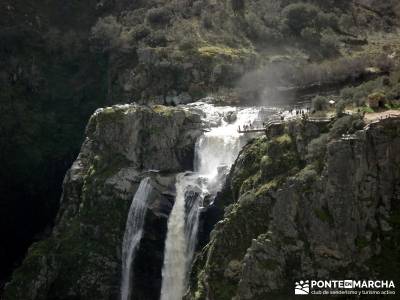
[187,118,400,300]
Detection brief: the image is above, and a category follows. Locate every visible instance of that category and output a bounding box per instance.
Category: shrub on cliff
[330,116,352,138]
[319,30,340,57]
[336,100,346,116]
[353,91,367,107]
[129,24,150,41]
[91,16,122,52]
[144,30,168,47]
[387,83,400,100]
[201,12,213,29]
[307,133,329,171]
[312,95,329,111]
[296,164,319,186]
[329,115,364,138]
[192,1,206,16]
[281,2,343,57]
[283,3,320,34]
[340,77,388,106]
[283,3,339,34]
[231,0,245,13]
[146,7,172,25]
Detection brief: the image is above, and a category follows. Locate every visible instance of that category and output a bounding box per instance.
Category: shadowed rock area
[2,104,202,300]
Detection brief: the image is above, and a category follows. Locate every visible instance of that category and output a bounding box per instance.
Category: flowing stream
[120,177,153,300]
[160,103,264,300]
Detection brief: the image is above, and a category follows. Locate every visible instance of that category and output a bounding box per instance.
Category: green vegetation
[187,98,400,300]
[336,100,346,116]
[306,133,329,171]
[361,106,375,113]
[312,95,329,111]
[2,0,400,291]
[308,66,400,117]
[295,165,319,193]
[340,71,400,108]
[255,179,280,197]
[95,107,127,124]
[90,153,130,181]
[202,192,271,300]
[152,105,176,116]
[231,137,269,197]
[231,133,300,197]
[355,236,369,249]
[314,207,334,226]
[329,115,365,138]
[88,0,400,103]
[146,7,172,25]
[282,3,341,57]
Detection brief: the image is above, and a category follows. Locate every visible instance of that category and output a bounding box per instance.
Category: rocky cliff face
[3,101,400,300]
[2,104,203,300]
[187,117,400,300]
[2,1,399,287]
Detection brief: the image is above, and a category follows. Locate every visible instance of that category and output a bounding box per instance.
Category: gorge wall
[186,116,400,300]
[3,101,399,300]
[2,0,399,288]
[2,104,203,300]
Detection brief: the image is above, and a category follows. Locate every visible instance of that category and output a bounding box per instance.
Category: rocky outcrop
[2,104,202,300]
[187,117,400,300]
[130,174,176,300]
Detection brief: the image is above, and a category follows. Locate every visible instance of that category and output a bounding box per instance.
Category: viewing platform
[238,120,285,134]
[238,115,335,134]
[238,128,267,133]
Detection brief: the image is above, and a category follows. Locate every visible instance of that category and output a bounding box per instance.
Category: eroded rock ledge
[187,117,400,300]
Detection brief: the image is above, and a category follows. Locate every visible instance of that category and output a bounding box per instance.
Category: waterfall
[160,103,262,300]
[160,173,202,300]
[120,177,153,300]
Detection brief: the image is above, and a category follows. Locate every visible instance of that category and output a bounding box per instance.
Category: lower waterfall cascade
[160,103,264,300]
[120,177,153,300]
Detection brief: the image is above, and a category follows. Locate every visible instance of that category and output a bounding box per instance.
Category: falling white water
[160,103,263,300]
[120,177,153,300]
[194,103,263,196]
[160,173,202,300]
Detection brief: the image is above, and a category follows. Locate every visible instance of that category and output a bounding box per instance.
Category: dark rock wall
[187,117,400,300]
[2,104,202,300]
